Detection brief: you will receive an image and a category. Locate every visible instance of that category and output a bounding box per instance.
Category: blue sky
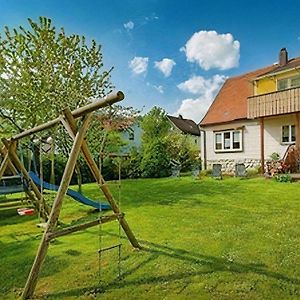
[1,0,300,122]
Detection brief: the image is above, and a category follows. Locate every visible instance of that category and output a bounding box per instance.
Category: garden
[1,176,300,299]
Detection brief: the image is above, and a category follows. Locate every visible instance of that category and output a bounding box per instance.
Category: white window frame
[214,129,243,152]
[281,125,295,144]
[277,75,300,91]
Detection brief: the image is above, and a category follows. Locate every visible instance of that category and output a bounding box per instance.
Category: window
[128,130,134,141]
[282,125,295,143]
[214,130,242,152]
[277,75,300,91]
[277,79,288,91]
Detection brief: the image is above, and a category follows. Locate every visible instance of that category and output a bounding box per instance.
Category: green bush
[200,169,212,177]
[140,141,171,178]
[246,167,259,177]
[274,174,293,183]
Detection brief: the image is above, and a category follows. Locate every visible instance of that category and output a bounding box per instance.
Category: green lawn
[1,176,300,299]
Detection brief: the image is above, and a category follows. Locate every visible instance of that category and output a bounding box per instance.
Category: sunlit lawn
[1,176,300,299]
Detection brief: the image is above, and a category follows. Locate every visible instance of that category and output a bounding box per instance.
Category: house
[199,48,300,174]
[167,114,201,148]
[121,121,143,152]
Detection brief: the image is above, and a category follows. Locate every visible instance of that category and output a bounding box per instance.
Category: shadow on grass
[0,236,70,295]
[46,237,300,299]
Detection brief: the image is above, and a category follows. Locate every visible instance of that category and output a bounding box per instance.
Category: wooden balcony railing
[247,87,300,118]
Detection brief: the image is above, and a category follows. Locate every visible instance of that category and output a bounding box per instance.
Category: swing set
[0,91,141,299]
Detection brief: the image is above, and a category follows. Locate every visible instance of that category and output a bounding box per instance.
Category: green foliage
[274,174,293,183]
[141,106,171,143]
[0,17,113,133]
[270,152,280,161]
[140,141,171,178]
[166,132,199,171]
[125,147,142,178]
[140,107,200,178]
[200,168,212,177]
[246,167,259,177]
[140,107,171,178]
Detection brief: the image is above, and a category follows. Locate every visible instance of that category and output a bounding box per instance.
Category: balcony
[247,87,300,119]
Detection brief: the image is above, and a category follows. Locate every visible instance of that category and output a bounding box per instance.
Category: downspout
[199,128,207,170]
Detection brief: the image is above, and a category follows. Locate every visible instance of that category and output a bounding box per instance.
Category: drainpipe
[199,128,207,170]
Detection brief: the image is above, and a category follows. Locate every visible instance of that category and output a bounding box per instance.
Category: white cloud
[176,74,226,122]
[129,57,149,75]
[124,21,134,30]
[153,85,164,94]
[154,58,176,77]
[177,74,225,94]
[181,30,240,70]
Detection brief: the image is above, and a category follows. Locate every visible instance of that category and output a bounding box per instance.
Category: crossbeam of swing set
[12,91,124,141]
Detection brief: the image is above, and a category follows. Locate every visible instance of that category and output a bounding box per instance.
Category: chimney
[279,48,288,66]
[178,114,183,119]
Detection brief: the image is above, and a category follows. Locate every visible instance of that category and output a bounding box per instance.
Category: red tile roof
[259,57,300,77]
[200,65,276,126]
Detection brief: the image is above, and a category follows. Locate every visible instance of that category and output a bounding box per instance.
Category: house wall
[255,69,300,95]
[264,114,296,158]
[201,120,261,174]
[255,77,276,95]
[121,123,142,153]
[201,115,296,174]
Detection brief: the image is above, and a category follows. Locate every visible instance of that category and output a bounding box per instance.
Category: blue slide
[29,171,110,210]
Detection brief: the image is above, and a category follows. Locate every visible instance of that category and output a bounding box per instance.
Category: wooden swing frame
[0,91,141,299]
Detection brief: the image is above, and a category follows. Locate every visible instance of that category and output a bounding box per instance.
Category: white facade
[201,115,296,173]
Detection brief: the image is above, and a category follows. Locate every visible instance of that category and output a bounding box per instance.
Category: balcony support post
[260,117,265,174]
[296,113,300,152]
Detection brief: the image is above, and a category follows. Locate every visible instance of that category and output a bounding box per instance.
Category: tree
[0,17,113,133]
[0,17,114,189]
[140,106,200,178]
[140,107,171,178]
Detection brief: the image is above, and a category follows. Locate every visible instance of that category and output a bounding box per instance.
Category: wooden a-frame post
[20,92,140,299]
[62,107,141,249]
[22,114,92,299]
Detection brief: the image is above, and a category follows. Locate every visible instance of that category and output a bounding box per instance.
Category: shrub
[246,167,259,177]
[140,141,171,178]
[274,174,293,183]
[200,169,212,177]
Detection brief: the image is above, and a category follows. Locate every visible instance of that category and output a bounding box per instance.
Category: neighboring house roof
[167,115,200,136]
[199,64,276,127]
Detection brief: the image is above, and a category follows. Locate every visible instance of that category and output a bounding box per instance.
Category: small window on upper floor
[277,78,288,91]
[277,75,300,91]
[128,131,134,141]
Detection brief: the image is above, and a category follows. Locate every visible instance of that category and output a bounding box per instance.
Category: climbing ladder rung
[98,243,122,253]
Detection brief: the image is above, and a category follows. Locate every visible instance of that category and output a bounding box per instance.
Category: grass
[1,176,300,299]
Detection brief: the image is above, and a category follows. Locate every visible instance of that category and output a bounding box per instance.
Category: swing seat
[0,185,24,195]
[17,208,35,216]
